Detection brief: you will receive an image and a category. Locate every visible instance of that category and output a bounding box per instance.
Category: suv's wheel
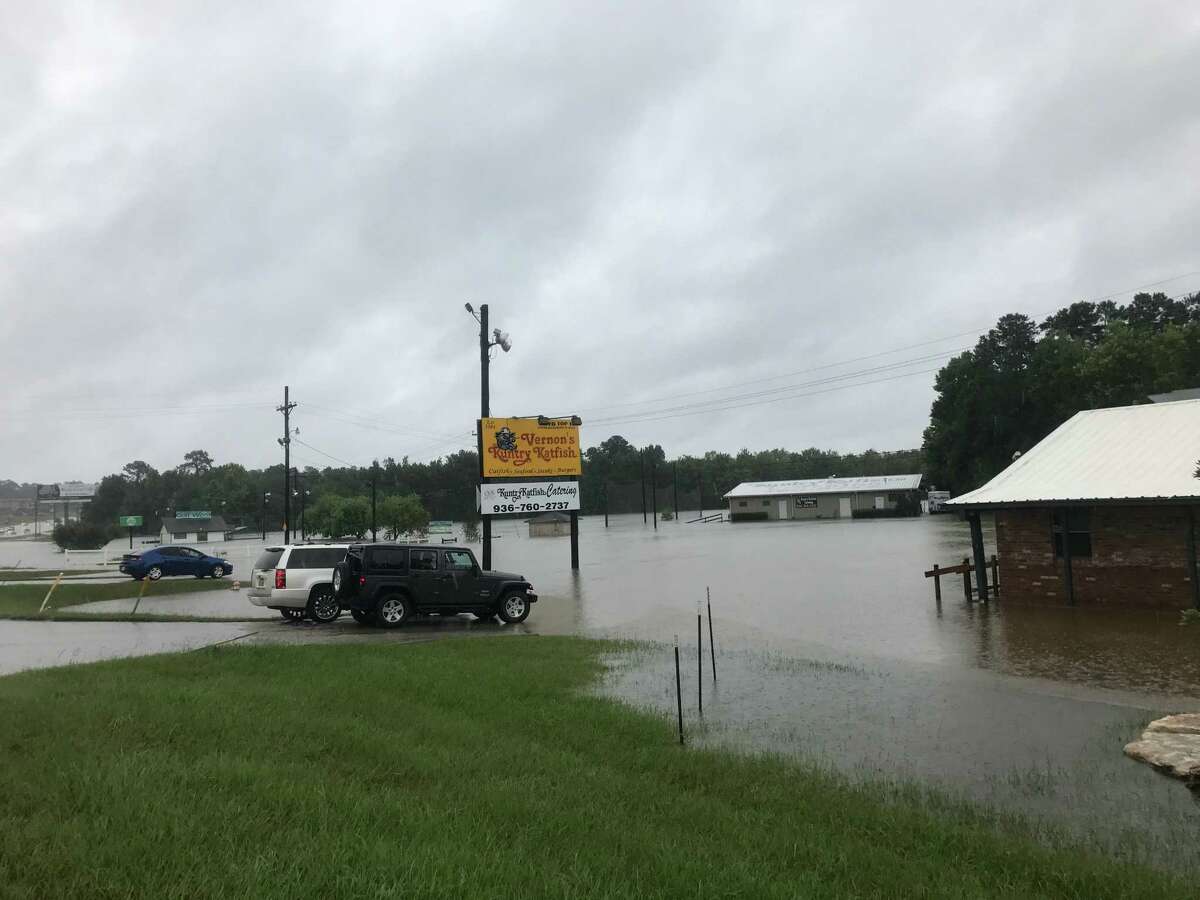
[280,607,305,621]
[376,594,412,628]
[497,592,530,624]
[147,566,163,581]
[350,608,375,626]
[307,587,340,624]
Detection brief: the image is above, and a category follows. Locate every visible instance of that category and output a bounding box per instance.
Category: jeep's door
[442,549,482,607]
[406,548,443,606]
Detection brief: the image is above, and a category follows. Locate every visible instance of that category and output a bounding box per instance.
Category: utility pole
[640,451,647,523]
[370,460,378,542]
[673,462,679,521]
[651,457,658,530]
[479,304,492,570]
[277,386,296,543]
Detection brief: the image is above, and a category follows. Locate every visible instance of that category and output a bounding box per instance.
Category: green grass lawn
[0,637,1191,899]
[0,577,230,618]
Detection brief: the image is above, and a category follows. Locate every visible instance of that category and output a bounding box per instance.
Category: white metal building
[724,475,923,521]
[159,515,229,544]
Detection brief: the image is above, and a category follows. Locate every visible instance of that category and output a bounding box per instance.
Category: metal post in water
[932,563,941,603]
[707,587,716,681]
[674,635,684,746]
[962,557,972,602]
[697,605,703,718]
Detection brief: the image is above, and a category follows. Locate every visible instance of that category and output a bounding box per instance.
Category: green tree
[179,449,214,476]
[378,494,430,539]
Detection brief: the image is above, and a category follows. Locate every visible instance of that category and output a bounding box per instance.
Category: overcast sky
[2,1,1198,483]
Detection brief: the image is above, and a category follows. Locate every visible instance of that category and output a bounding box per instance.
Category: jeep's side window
[443,550,474,571]
[410,549,438,571]
[369,547,407,570]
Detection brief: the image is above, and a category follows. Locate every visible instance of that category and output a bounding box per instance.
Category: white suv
[247,544,349,623]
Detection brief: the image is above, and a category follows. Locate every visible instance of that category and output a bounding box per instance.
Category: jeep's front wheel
[376,594,412,628]
[497,592,530,624]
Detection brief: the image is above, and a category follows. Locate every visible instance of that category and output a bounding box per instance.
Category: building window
[172,532,187,540]
[1052,509,1092,559]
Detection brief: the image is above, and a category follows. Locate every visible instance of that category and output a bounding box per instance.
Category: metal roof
[946,399,1200,508]
[161,516,228,532]
[1149,387,1200,403]
[723,474,923,499]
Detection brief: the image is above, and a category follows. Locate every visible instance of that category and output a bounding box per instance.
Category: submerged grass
[0,637,1192,899]
[0,568,107,581]
[0,578,230,618]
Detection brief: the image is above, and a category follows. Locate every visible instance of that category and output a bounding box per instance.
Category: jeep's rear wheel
[497,592,530,624]
[376,594,412,628]
[280,607,305,621]
[350,608,375,626]
[307,587,340,624]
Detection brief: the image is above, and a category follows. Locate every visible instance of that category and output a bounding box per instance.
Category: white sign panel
[480,481,580,515]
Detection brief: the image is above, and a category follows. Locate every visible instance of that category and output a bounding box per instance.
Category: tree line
[923,290,1200,493]
[78,439,924,536]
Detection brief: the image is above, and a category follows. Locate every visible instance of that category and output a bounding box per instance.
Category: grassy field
[0,577,231,618]
[0,637,1191,899]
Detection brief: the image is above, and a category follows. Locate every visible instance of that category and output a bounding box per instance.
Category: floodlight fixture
[493,329,512,352]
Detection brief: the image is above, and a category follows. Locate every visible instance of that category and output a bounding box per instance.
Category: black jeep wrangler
[331,543,537,627]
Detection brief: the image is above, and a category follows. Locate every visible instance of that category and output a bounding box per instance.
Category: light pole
[295,487,310,540]
[370,460,378,542]
[261,492,271,541]
[465,302,511,571]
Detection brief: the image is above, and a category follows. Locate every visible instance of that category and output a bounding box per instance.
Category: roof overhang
[948,496,1200,510]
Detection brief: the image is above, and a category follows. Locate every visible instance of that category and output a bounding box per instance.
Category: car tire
[350,609,375,626]
[147,566,163,581]
[307,587,340,624]
[376,593,412,628]
[211,565,225,578]
[474,609,496,621]
[497,591,531,624]
[280,608,305,621]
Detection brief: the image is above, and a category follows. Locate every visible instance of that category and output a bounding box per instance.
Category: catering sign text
[480,481,580,515]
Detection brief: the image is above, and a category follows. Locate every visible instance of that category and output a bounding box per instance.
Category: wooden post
[932,563,941,602]
[696,607,703,718]
[1061,508,1075,606]
[707,587,717,681]
[673,636,684,746]
[1188,507,1198,610]
[962,557,972,601]
[990,555,1000,597]
[969,512,989,602]
[131,576,149,615]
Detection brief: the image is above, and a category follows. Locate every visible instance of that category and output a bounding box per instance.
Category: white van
[247,544,349,623]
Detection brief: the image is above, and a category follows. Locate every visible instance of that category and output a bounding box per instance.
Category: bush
[1180,609,1200,627]
[659,510,674,521]
[462,518,481,542]
[52,521,117,550]
[730,512,768,523]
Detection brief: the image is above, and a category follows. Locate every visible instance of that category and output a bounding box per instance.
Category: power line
[574,268,1200,417]
[585,348,967,427]
[291,437,362,469]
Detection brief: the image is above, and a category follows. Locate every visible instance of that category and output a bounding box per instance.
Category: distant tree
[121,461,156,484]
[378,494,429,540]
[179,450,214,476]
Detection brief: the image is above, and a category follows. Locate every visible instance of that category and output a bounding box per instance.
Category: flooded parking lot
[4,514,1198,869]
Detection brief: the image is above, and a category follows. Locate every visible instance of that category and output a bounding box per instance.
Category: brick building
[945,400,1200,609]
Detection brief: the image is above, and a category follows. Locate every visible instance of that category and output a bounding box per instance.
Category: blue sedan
[120,546,233,581]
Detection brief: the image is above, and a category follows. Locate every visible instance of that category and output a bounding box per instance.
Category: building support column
[968,511,989,602]
[1188,506,1199,611]
[1060,507,1075,607]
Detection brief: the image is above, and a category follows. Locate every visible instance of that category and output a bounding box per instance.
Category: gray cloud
[2,0,1198,481]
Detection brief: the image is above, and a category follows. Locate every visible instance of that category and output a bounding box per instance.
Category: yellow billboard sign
[480,417,582,478]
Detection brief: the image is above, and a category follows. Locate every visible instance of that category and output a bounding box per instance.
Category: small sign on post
[118,515,144,549]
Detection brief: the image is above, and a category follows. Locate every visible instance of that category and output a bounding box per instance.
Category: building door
[778,499,788,519]
[875,495,886,510]
[838,497,852,518]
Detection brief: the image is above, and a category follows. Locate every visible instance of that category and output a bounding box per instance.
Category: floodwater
[5,514,1199,869]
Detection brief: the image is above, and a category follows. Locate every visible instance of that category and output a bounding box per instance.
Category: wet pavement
[58,587,278,619]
